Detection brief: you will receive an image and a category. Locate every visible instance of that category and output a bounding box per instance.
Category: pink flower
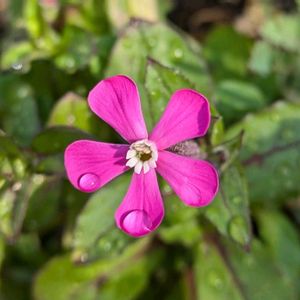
[64,75,219,237]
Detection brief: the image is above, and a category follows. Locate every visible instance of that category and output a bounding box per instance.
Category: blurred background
[1,0,300,299]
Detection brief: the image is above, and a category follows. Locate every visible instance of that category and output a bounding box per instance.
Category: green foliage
[1,1,300,299]
[72,175,131,256]
[0,76,40,146]
[204,164,251,247]
[214,80,267,124]
[227,102,300,205]
[203,26,253,80]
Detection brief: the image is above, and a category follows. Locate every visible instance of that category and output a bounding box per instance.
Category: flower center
[126,139,158,174]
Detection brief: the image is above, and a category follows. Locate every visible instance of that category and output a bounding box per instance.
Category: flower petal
[64,140,129,192]
[157,151,219,207]
[150,89,210,150]
[88,75,148,143]
[115,169,164,237]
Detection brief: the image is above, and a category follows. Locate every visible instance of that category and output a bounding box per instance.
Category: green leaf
[0,235,4,271]
[97,253,159,300]
[47,92,112,140]
[24,0,59,53]
[226,101,300,204]
[106,21,210,92]
[34,154,65,175]
[0,132,24,158]
[34,239,155,300]
[0,76,40,146]
[159,194,201,246]
[144,59,197,126]
[106,21,211,129]
[248,41,274,76]
[203,26,252,80]
[0,132,27,183]
[72,175,131,254]
[107,0,160,29]
[88,228,131,261]
[10,233,44,266]
[214,80,267,124]
[24,178,62,232]
[204,164,251,247]
[226,240,296,300]
[195,242,243,300]
[261,15,300,52]
[53,27,109,74]
[210,116,225,146]
[1,41,36,71]
[255,209,300,295]
[69,283,98,300]
[0,176,39,240]
[144,59,221,146]
[0,189,15,238]
[32,126,91,154]
[67,0,111,35]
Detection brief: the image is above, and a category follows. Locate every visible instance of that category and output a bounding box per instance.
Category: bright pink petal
[64,140,129,192]
[115,169,164,237]
[150,89,210,150]
[88,75,148,143]
[157,151,219,207]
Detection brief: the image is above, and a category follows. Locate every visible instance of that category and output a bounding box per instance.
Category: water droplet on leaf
[17,86,31,98]
[228,216,249,245]
[232,196,241,205]
[172,48,183,60]
[12,62,23,71]
[208,270,223,289]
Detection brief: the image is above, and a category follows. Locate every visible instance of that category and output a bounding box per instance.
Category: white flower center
[126,139,158,174]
